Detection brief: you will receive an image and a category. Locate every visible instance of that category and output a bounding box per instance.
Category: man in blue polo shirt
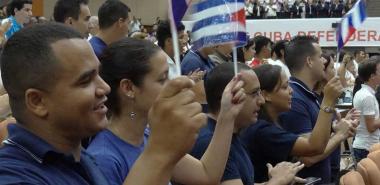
[89,0,130,58]
[0,23,208,185]
[278,36,344,183]
[3,0,32,39]
[181,47,215,75]
[191,62,305,185]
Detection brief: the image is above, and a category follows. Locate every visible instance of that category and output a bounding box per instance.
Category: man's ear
[64,17,73,25]
[25,89,48,118]
[306,56,313,68]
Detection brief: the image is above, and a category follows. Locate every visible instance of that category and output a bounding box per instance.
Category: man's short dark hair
[1,23,82,122]
[205,62,251,114]
[7,0,32,16]
[253,35,272,54]
[272,40,288,58]
[53,0,88,23]
[98,0,130,30]
[358,56,380,82]
[285,35,319,73]
[354,50,364,57]
[156,20,185,49]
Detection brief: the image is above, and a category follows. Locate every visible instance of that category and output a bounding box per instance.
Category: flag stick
[233,46,238,77]
[169,2,182,77]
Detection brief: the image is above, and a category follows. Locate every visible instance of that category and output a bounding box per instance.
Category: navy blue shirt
[0,124,109,185]
[190,118,254,185]
[278,77,331,183]
[89,36,107,59]
[241,119,299,183]
[181,50,215,75]
[87,129,149,185]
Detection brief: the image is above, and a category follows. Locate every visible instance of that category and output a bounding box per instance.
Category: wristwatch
[322,106,334,113]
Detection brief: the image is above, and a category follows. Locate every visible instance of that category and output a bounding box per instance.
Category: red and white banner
[184,17,380,47]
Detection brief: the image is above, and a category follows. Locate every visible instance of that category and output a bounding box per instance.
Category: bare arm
[300,133,345,167]
[364,115,380,133]
[300,119,356,167]
[172,75,247,185]
[291,77,343,156]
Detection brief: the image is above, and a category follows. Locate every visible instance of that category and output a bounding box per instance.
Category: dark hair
[253,35,272,54]
[1,23,83,121]
[100,38,161,116]
[7,0,32,16]
[354,50,363,57]
[254,61,283,123]
[338,51,353,63]
[322,50,334,70]
[358,56,380,82]
[237,37,255,63]
[285,35,319,73]
[156,20,185,49]
[98,0,130,30]
[353,76,364,97]
[53,0,88,22]
[272,40,288,58]
[205,62,251,114]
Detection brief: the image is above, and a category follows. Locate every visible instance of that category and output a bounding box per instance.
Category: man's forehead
[22,3,32,9]
[240,70,260,89]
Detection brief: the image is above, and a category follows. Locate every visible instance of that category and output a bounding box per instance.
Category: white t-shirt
[353,84,380,150]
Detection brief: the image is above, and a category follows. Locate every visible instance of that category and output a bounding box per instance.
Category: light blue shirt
[4,16,23,39]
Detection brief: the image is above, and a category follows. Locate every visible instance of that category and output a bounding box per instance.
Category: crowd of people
[245,0,358,19]
[0,0,379,185]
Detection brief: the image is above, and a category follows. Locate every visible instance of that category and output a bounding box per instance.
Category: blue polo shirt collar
[289,77,320,107]
[3,124,80,164]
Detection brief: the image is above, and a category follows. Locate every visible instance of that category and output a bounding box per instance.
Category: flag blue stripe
[172,0,189,26]
[192,31,247,50]
[359,0,367,22]
[194,0,244,13]
[192,13,234,32]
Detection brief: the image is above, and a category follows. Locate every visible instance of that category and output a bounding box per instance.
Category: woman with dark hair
[241,64,357,183]
[236,37,256,63]
[86,38,248,185]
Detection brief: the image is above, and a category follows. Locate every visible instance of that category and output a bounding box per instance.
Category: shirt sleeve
[91,153,126,185]
[360,95,376,116]
[279,98,313,135]
[0,166,43,185]
[190,136,241,182]
[181,57,203,75]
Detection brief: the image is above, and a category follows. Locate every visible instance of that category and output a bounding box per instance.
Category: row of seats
[340,143,380,185]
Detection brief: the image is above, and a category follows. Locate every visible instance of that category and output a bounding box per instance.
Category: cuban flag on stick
[189,0,247,50]
[336,0,367,51]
